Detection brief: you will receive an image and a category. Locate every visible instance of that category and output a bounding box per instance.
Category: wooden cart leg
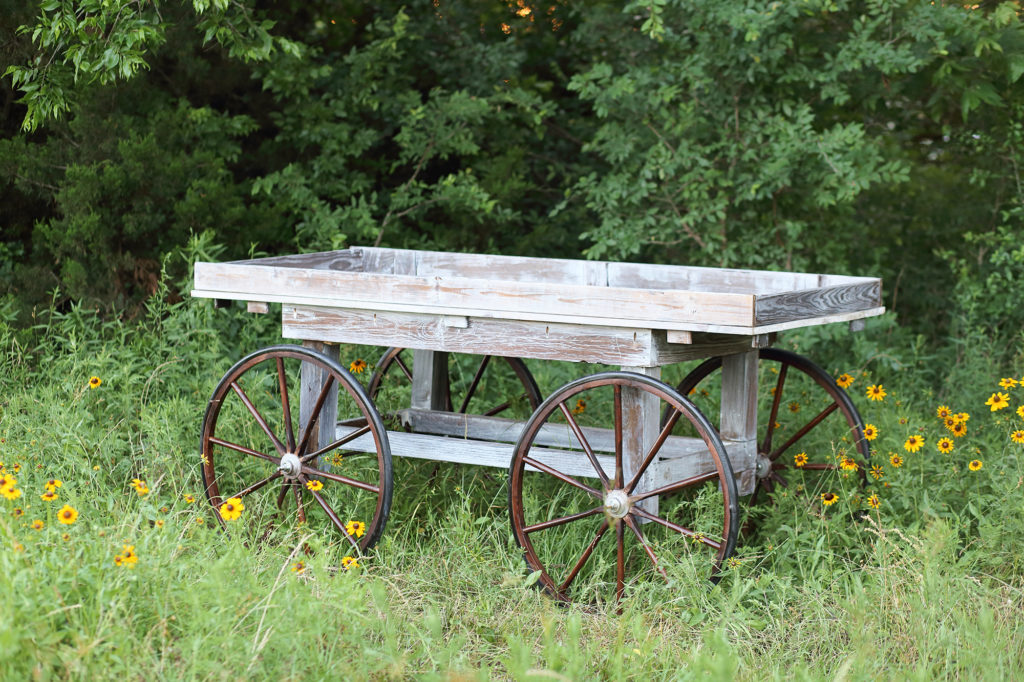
[720,350,758,495]
[300,341,339,465]
[411,349,451,411]
[620,365,661,518]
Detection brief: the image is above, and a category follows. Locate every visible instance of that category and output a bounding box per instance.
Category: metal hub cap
[755,453,773,479]
[603,490,631,519]
[278,452,302,478]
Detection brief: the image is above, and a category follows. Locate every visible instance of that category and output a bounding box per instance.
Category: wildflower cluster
[130,478,150,496]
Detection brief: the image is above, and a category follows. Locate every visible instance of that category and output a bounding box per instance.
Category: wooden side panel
[608,261,820,295]
[282,306,660,365]
[754,281,882,326]
[194,261,756,329]
[653,331,776,364]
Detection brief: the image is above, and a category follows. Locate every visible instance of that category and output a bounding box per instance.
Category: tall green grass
[1,282,1023,679]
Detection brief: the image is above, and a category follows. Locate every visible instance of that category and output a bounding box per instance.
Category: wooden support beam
[300,341,339,467]
[720,351,759,496]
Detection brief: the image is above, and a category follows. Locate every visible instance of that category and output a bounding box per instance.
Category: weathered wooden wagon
[193,247,883,601]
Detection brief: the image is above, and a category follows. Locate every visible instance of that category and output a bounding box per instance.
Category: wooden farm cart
[192,247,884,602]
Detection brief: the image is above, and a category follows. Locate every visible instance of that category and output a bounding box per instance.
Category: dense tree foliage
[2,0,1024,353]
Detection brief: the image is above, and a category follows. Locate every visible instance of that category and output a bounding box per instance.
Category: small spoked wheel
[508,372,739,603]
[673,348,869,514]
[200,345,393,551]
[368,347,542,420]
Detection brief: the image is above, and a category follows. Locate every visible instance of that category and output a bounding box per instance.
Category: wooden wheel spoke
[557,401,610,489]
[522,456,602,499]
[393,352,413,383]
[630,469,720,503]
[616,519,626,600]
[276,357,296,453]
[458,355,491,414]
[769,471,788,487]
[293,480,306,523]
[613,385,624,488]
[624,409,681,494]
[296,374,337,457]
[631,507,722,550]
[230,381,286,455]
[768,402,838,461]
[623,515,669,581]
[761,364,788,454]
[276,480,290,510]
[301,479,360,552]
[208,436,278,464]
[558,519,609,594]
[300,424,372,463]
[227,471,283,501]
[800,462,837,471]
[523,506,602,534]
[300,464,379,494]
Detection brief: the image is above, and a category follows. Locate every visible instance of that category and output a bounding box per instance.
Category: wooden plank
[233,250,364,271]
[754,281,881,326]
[740,306,886,335]
[281,306,662,365]
[396,408,711,460]
[608,261,820,295]
[411,350,449,411]
[194,260,756,329]
[357,246,604,285]
[720,351,758,497]
[620,366,661,517]
[247,301,269,314]
[653,331,776,364]
[300,341,339,465]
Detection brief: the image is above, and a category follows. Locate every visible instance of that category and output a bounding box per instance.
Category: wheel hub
[603,490,631,519]
[755,453,773,480]
[278,452,302,478]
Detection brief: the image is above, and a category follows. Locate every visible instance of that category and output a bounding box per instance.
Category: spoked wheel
[509,372,739,604]
[367,347,543,421]
[672,348,869,516]
[200,345,393,552]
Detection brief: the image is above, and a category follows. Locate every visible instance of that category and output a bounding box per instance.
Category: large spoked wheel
[367,347,543,420]
[673,348,869,513]
[200,345,393,552]
[509,372,739,603]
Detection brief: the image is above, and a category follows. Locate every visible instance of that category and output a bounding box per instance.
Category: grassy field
[1,291,1023,680]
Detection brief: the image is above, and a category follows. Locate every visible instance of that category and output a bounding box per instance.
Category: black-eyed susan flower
[219,497,244,521]
[866,493,881,509]
[114,554,125,567]
[999,377,1018,389]
[870,465,884,480]
[836,373,854,389]
[61,533,71,541]
[44,479,62,493]
[131,478,149,496]
[341,556,360,570]
[305,480,324,492]
[1011,430,1024,444]
[349,359,367,374]
[951,421,967,438]
[572,398,586,415]
[89,376,102,389]
[154,519,164,529]
[195,517,205,525]
[345,520,365,538]
[955,412,970,424]
[943,417,957,432]
[57,505,78,525]
[727,556,742,569]
[936,405,952,420]
[41,491,58,502]
[184,494,195,504]
[866,384,886,401]
[11,464,20,473]
[986,392,1010,412]
[788,402,800,413]
[121,544,138,565]
[0,474,15,490]
[291,561,306,574]
[1017,405,1024,419]
[937,437,954,454]
[12,507,23,518]
[0,485,19,501]
[863,424,878,441]
[821,492,838,507]
[904,435,924,453]
[793,452,808,467]
[840,456,859,472]
[31,519,44,530]
[969,459,983,471]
